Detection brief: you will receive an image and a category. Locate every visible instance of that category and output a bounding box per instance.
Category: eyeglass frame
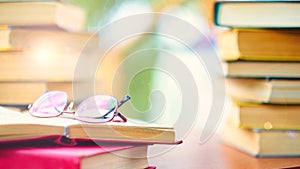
[28,91,130,123]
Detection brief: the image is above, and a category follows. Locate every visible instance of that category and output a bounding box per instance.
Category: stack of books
[0,1,90,106]
[0,1,178,168]
[0,106,179,168]
[0,1,124,107]
[213,0,300,157]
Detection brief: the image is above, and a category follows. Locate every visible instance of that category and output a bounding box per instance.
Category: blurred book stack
[0,1,92,107]
[213,0,300,157]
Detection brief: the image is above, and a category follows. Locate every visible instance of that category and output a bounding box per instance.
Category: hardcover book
[221,121,300,157]
[0,144,149,169]
[0,50,77,82]
[223,61,300,78]
[217,28,300,61]
[0,82,73,105]
[0,25,10,50]
[230,101,300,130]
[9,28,97,52]
[0,2,87,32]
[214,0,300,28]
[226,78,300,104]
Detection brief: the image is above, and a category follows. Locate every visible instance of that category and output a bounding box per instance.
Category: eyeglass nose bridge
[28,104,32,109]
[66,101,74,112]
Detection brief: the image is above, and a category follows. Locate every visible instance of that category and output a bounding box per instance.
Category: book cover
[0,50,76,82]
[223,61,300,78]
[226,78,300,104]
[0,82,73,105]
[221,121,300,157]
[8,28,97,52]
[0,144,149,169]
[0,25,11,51]
[230,101,300,130]
[214,0,300,28]
[216,28,300,61]
[0,2,87,32]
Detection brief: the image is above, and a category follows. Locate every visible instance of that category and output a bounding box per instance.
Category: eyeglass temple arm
[118,95,131,108]
[114,95,131,122]
[102,95,131,118]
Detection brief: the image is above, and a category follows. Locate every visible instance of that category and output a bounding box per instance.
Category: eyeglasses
[29,91,130,123]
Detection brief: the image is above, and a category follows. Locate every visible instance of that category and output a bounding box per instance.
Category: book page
[0,106,79,126]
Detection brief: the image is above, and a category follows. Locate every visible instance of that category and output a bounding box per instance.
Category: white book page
[0,106,79,127]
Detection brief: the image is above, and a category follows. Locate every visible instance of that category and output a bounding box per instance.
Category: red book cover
[0,144,149,169]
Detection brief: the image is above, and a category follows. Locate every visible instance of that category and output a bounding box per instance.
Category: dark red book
[0,144,149,169]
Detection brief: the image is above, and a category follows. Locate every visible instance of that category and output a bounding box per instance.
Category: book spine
[213,1,223,27]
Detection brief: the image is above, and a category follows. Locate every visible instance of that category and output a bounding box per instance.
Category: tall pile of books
[0,1,177,168]
[0,1,88,106]
[213,0,300,157]
[0,1,124,107]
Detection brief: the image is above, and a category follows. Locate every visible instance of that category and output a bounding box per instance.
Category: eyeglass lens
[29,91,68,117]
[74,95,118,123]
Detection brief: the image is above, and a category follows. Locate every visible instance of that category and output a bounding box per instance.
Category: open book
[0,106,179,145]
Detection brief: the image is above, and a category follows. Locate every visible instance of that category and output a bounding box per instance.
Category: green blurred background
[64,0,212,124]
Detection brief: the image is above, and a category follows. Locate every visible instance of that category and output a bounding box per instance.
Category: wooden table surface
[148,129,300,169]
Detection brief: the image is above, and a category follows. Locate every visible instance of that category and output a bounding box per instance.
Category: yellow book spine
[0,25,11,51]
